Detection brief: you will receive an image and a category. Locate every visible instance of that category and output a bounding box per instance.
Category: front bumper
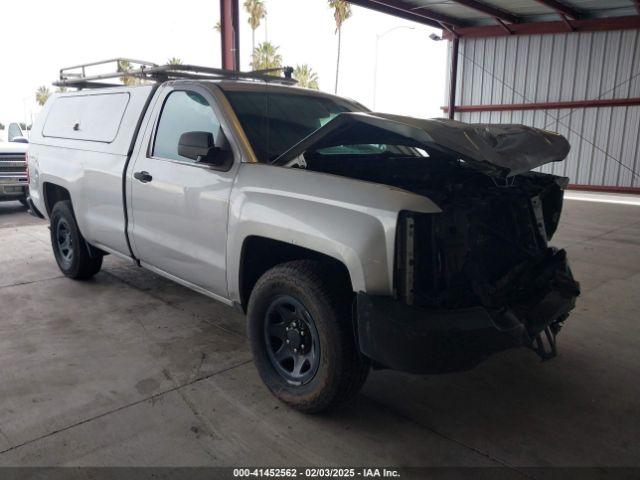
[356,249,580,374]
[0,183,27,199]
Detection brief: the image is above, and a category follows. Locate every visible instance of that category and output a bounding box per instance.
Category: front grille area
[396,196,548,310]
[0,155,27,180]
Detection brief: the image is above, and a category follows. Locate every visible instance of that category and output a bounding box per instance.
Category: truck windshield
[222,90,362,163]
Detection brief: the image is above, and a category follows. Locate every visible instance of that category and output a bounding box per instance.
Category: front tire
[248,260,369,413]
[50,200,103,279]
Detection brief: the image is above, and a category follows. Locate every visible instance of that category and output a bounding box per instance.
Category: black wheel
[50,200,103,279]
[248,260,369,413]
[19,196,28,208]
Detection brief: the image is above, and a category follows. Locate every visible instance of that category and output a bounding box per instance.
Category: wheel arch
[237,235,354,312]
[42,182,72,217]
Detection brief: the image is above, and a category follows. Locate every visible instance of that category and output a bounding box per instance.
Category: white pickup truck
[0,122,29,205]
[28,61,580,412]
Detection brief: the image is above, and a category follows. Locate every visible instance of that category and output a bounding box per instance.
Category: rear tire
[248,260,369,413]
[50,200,103,279]
[19,196,28,208]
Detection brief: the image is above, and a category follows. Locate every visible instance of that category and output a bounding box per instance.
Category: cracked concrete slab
[176,363,500,467]
[103,258,246,337]
[0,273,249,447]
[0,225,59,288]
[0,427,11,452]
[0,363,498,467]
[0,202,42,230]
[0,390,229,466]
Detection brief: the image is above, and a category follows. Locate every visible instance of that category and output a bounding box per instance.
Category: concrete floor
[0,196,638,469]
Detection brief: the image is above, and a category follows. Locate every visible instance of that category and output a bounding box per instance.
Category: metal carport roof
[346,0,640,37]
[216,0,640,192]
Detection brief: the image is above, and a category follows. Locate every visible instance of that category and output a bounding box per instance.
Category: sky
[1,0,448,125]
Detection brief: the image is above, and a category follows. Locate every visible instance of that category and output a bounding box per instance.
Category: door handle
[133,171,153,183]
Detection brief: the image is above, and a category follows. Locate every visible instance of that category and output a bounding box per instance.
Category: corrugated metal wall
[447,30,640,188]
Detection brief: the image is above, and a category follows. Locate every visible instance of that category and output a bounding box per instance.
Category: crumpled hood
[274,112,570,177]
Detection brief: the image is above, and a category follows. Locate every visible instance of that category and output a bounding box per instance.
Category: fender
[226,163,441,303]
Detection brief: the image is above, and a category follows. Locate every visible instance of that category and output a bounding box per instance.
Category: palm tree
[35,86,51,106]
[167,57,183,65]
[118,60,142,86]
[294,64,319,89]
[117,60,137,86]
[244,0,267,57]
[328,0,351,94]
[56,86,68,93]
[251,42,282,71]
[214,21,221,33]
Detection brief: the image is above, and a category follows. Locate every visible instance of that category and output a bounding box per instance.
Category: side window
[8,123,22,142]
[153,91,220,162]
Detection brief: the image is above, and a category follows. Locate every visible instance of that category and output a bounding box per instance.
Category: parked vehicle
[0,121,29,143]
[0,122,29,206]
[28,60,580,412]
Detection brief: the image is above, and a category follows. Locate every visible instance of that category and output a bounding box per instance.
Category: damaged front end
[275,112,580,374]
[358,181,581,373]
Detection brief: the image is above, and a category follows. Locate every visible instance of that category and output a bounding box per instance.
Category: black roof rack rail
[54,58,297,89]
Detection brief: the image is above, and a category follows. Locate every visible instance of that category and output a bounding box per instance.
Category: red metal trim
[494,17,513,34]
[561,15,575,32]
[533,0,583,20]
[449,0,521,24]
[442,97,640,113]
[439,22,459,38]
[220,0,240,70]
[445,15,640,38]
[348,0,463,28]
[567,184,640,194]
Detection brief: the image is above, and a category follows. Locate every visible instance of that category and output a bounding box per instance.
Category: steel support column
[220,0,240,70]
[448,37,459,120]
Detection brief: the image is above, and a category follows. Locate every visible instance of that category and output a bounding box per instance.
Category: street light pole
[372,25,414,110]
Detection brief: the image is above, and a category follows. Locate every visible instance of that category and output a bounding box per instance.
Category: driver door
[128,86,236,300]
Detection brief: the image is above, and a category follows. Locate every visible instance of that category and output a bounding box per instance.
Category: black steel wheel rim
[56,218,74,268]
[264,295,320,385]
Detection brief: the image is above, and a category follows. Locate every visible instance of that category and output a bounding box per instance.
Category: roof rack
[54,58,297,89]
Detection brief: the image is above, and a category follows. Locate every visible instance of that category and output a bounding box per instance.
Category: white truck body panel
[29,86,154,255]
[226,163,440,299]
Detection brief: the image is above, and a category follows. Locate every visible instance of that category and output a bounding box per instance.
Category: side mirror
[178,131,222,164]
[178,131,214,161]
